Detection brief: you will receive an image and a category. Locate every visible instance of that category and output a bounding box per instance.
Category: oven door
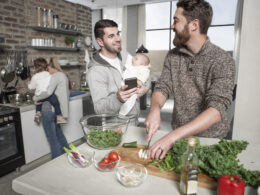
[0,123,18,160]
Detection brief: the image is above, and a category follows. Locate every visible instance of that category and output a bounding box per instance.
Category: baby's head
[132,54,150,67]
[33,58,48,73]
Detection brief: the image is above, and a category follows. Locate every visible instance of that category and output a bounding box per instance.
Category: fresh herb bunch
[149,139,260,188]
[87,129,123,148]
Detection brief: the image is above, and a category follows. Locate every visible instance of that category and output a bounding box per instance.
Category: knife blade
[143,139,151,159]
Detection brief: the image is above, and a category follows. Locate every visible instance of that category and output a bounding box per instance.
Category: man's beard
[103,42,122,54]
[173,24,190,48]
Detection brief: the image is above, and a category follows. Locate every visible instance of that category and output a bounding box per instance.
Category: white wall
[232,0,260,144]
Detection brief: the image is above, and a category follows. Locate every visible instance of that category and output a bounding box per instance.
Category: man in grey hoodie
[87,19,148,124]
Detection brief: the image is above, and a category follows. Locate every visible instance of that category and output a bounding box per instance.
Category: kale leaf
[149,139,260,188]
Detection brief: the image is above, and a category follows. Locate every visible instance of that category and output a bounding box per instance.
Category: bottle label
[187,169,198,194]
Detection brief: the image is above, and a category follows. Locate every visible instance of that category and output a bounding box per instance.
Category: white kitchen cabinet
[20,98,84,164]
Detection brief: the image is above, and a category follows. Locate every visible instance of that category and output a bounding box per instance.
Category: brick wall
[0,0,92,93]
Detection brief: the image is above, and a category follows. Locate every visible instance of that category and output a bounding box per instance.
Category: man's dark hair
[177,0,213,34]
[94,19,118,40]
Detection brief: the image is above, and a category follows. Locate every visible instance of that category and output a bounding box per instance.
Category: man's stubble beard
[103,41,122,55]
[173,24,190,49]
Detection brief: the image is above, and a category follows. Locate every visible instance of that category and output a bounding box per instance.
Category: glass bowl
[67,149,94,168]
[116,163,148,187]
[80,114,129,149]
[93,152,120,172]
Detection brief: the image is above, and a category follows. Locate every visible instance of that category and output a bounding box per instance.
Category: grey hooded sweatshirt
[87,51,140,121]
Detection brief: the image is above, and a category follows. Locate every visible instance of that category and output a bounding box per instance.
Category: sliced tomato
[108,152,119,161]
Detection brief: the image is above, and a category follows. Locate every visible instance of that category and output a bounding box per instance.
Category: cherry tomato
[98,161,107,170]
[108,152,119,161]
[108,161,117,169]
[101,157,110,164]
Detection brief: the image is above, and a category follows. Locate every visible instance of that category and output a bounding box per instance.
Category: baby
[27,58,67,124]
[130,54,150,84]
[119,54,151,116]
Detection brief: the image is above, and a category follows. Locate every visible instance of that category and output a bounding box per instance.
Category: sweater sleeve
[205,53,235,118]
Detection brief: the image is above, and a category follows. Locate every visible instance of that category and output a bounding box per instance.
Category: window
[146,0,238,51]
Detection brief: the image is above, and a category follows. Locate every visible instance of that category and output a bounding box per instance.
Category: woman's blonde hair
[48,57,64,73]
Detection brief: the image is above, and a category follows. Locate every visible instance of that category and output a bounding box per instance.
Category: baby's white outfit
[119,54,150,116]
[28,71,51,96]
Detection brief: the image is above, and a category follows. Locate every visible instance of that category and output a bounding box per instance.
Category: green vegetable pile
[87,129,123,148]
[149,139,260,188]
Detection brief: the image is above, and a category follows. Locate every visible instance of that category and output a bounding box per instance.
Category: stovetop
[0,105,19,115]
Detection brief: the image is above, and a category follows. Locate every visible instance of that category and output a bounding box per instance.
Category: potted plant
[64,36,75,48]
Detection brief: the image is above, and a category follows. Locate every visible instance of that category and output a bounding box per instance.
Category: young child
[119,54,151,116]
[27,58,67,124]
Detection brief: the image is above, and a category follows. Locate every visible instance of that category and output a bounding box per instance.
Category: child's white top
[123,55,150,83]
[28,71,51,96]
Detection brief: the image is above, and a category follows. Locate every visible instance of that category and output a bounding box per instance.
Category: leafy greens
[149,139,260,188]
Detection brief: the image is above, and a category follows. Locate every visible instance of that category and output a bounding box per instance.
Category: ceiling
[65,0,172,10]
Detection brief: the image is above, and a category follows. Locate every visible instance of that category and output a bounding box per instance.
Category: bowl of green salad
[80,114,129,149]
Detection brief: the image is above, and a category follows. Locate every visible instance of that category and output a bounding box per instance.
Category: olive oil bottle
[179,137,199,195]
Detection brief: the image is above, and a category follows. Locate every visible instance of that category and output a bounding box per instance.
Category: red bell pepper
[217,175,245,195]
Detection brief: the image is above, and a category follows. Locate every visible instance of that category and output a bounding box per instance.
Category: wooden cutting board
[113,145,217,190]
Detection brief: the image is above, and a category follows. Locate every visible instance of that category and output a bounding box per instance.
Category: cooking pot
[25,92,33,104]
[8,93,24,105]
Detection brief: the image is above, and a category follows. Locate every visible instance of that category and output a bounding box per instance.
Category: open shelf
[28,46,80,52]
[27,26,83,36]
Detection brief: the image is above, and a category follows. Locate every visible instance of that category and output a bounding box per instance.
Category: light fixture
[136,44,149,53]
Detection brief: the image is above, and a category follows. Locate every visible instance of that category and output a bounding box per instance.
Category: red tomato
[101,157,110,164]
[115,128,121,133]
[108,152,119,161]
[108,161,117,169]
[98,161,107,170]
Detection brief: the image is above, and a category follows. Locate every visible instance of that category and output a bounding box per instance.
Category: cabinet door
[20,110,50,164]
[62,98,84,143]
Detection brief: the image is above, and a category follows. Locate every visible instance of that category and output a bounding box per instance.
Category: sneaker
[57,116,67,124]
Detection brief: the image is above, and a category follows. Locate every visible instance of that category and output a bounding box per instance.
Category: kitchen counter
[0,91,90,112]
[12,126,259,195]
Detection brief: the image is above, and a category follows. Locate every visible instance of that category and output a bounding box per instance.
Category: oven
[0,105,25,176]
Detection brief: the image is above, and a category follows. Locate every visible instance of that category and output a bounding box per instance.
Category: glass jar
[36,7,42,26]
[42,8,48,27]
[47,9,53,28]
[53,15,59,29]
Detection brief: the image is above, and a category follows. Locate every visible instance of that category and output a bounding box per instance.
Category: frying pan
[0,67,15,83]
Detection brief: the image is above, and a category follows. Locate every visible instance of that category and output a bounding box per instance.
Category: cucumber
[122,141,137,148]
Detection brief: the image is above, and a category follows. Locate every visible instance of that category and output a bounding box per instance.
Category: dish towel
[119,54,137,116]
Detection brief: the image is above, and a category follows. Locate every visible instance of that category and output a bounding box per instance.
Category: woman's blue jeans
[41,110,69,159]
